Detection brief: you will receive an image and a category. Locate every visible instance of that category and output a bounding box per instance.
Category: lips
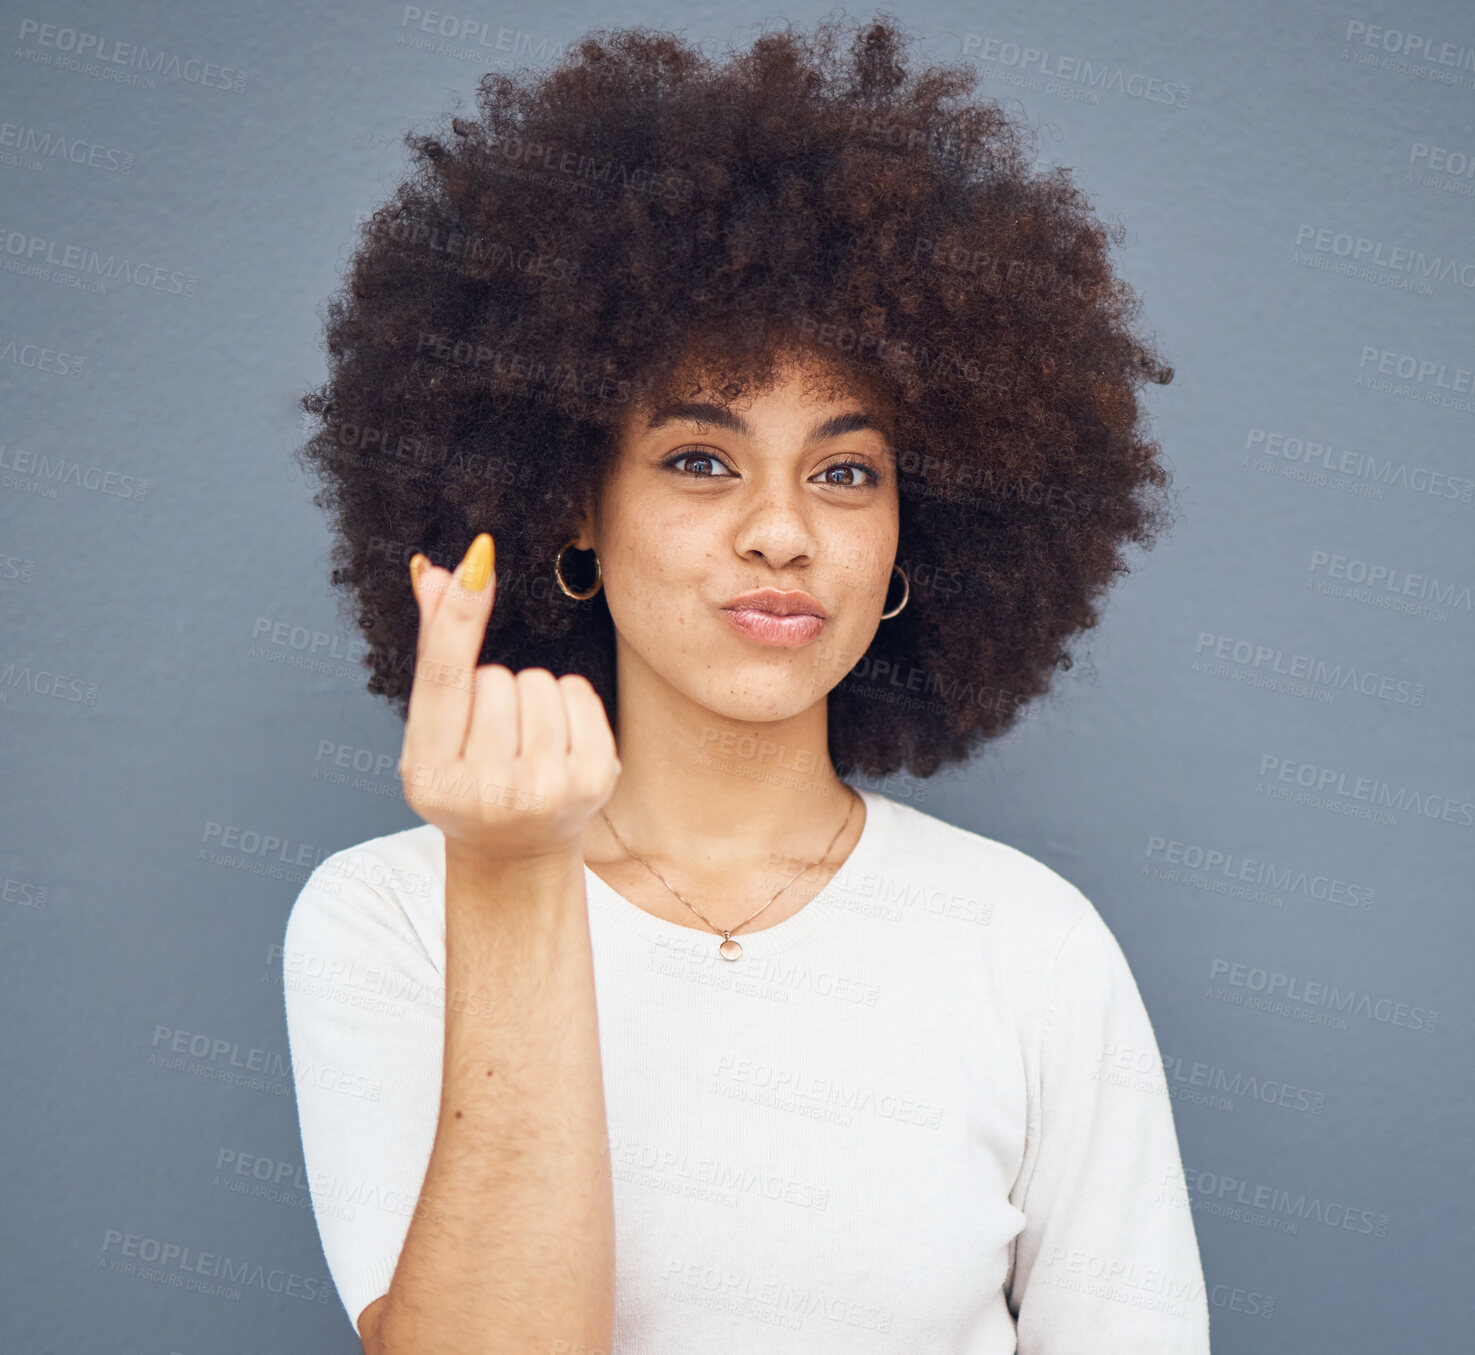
[722,608,825,647]
[722,588,827,618]
[720,588,827,648]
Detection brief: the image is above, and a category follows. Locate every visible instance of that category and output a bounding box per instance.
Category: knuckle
[576,757,615,798]
[527,756,569,796]
[475,665,515,699]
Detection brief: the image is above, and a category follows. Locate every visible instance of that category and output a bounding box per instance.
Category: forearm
[374,845,615,1354]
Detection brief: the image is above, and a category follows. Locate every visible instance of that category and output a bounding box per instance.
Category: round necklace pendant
[718,936,743,961]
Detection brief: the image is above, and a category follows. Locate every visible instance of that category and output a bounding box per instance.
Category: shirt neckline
[584,785,893,959]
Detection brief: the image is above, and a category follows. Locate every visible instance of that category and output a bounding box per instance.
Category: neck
[591,640,856,872]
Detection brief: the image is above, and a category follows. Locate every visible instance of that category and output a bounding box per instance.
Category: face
[575,351,901,724]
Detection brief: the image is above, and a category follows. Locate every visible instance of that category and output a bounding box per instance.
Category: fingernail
[458,533,494,592]
[409,553,428,602]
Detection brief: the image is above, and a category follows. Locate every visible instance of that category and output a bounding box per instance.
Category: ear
[571,492,599,551]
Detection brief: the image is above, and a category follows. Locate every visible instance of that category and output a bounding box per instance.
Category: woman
[283,15,1207,1354]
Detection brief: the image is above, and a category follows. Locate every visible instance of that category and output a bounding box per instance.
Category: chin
[687,663,830,726]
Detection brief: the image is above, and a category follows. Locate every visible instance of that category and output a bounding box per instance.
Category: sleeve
[281,849,447,1333]
[1005,902,1212,1354]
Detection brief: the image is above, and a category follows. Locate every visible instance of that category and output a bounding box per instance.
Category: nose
[731,479,814,569]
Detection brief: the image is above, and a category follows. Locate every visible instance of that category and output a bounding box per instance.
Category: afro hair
[294,11,1176,779]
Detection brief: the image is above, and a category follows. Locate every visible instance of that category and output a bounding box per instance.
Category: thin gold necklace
[598,788,860,961]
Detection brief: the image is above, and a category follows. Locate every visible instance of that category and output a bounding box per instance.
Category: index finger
[404,533,497,763]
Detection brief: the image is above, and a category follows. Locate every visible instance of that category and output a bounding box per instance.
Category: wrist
[444,835,586,887]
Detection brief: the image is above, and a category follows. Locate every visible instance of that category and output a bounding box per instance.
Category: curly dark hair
[294,11,1176,780]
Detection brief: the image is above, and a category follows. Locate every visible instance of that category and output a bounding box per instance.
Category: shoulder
[284,822,446,966]
[859,792,1121,1031]
[874,791,1094,938]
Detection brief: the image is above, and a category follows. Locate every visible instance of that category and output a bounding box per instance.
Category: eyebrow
[644,401,889,449]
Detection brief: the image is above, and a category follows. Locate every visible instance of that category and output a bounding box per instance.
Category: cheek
[616,509,712,583]
[604,524,710,634]
[827,529,896,600]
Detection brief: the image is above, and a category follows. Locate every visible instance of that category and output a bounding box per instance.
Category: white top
[282,787,1211,1353]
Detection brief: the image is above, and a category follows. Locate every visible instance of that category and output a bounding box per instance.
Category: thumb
[409,534,497,624]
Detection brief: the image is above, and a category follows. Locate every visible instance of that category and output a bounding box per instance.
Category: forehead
[625,346,894,443]
[641,402,889,451]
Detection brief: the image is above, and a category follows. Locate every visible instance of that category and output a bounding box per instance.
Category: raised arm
[365,533,621,1354]
[362,847,614,1354]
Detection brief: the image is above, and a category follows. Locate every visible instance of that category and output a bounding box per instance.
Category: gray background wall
[3,1,1471,1350]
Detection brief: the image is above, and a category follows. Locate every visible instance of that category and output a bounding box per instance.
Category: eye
[663,448,735,478]
[812,460,882,489]
[659,449,884,487]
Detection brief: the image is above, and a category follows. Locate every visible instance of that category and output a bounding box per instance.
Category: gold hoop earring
[554,539,603,600]
[880,564,909,620]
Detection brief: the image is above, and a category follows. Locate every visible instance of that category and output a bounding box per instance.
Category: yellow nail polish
[409,553,428,602]
[458,533,493,592]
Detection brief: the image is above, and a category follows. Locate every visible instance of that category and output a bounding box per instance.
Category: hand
[397,533,621,865]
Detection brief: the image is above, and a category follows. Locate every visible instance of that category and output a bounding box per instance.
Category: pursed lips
[721,588,827,618]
